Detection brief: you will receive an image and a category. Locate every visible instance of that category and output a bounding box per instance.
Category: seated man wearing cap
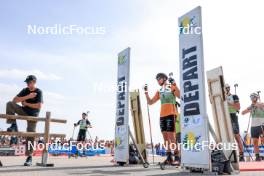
[5,75,43,166]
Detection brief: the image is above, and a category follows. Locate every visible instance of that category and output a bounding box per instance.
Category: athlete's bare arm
[87,125,92,128]
[242,107,251,115]
[173,84,180,99]
[256,103,264,109]
[145,91,159,105]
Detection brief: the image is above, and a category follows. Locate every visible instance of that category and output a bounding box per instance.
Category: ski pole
[143,83,155,164]
[87,128,92,141]
[245,112,253,161]
[72,126,76,139]
[234,84,238,95]
[239,134,254,161]
[246,112,252,135]
[257,91,261,102]
[260,123,264,145]
[147,103,155,164]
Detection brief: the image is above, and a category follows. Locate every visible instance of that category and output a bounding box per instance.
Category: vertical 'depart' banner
[114,47,130,163]
[179,6,210,169]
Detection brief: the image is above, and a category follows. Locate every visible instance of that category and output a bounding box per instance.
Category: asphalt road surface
[0,156,263,176]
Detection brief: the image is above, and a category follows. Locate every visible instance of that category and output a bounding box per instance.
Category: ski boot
[24,156,32,166]
[239,153,245,162]
[7,122,18,132]
[255,154,262,162]
[159,152,174,170]
[7,122,18,146]
[172,155,181,167]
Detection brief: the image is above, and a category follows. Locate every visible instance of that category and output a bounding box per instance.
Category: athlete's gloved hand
[168,77,175,84]
[144,84,148,92]
[87,125,92,128]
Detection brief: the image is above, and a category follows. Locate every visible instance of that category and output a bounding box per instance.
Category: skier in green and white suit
[242,93,264,161]
[74,113,92,142]
[225,84,244,161]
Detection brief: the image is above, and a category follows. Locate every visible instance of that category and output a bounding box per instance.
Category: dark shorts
[230,113,240,134]
[77,129,87,141]
[160,115,175,132]
[251,125,264,138]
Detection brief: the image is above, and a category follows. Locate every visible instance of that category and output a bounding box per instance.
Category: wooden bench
[0,111,67,167]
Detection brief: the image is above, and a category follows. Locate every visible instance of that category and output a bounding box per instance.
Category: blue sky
[0,0,151,140]
[1,0,264,143]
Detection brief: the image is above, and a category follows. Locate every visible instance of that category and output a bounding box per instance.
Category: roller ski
[159,152,180,170]
[173,155,181,167]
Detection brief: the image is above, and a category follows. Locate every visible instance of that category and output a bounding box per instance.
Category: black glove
[176,102,181,108]
[168,77,175,84]
[144,84,148,92]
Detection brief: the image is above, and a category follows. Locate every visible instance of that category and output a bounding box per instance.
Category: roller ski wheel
[159,162,166,170]
[159,156,173,170]
[172,156,181,167]
[159,161,179,170]
[159,153,173,170]
[143,162,149,168]
[118,162,126,166]
[171,161,181,167]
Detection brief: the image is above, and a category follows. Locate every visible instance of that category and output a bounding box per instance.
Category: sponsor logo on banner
[118,55,127,65]
[117,126,127,135]
[179,16,196,34]
[182,132,202,152]
[115,136,126,149]
[179,14,201,35]
[183,116,202,128]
